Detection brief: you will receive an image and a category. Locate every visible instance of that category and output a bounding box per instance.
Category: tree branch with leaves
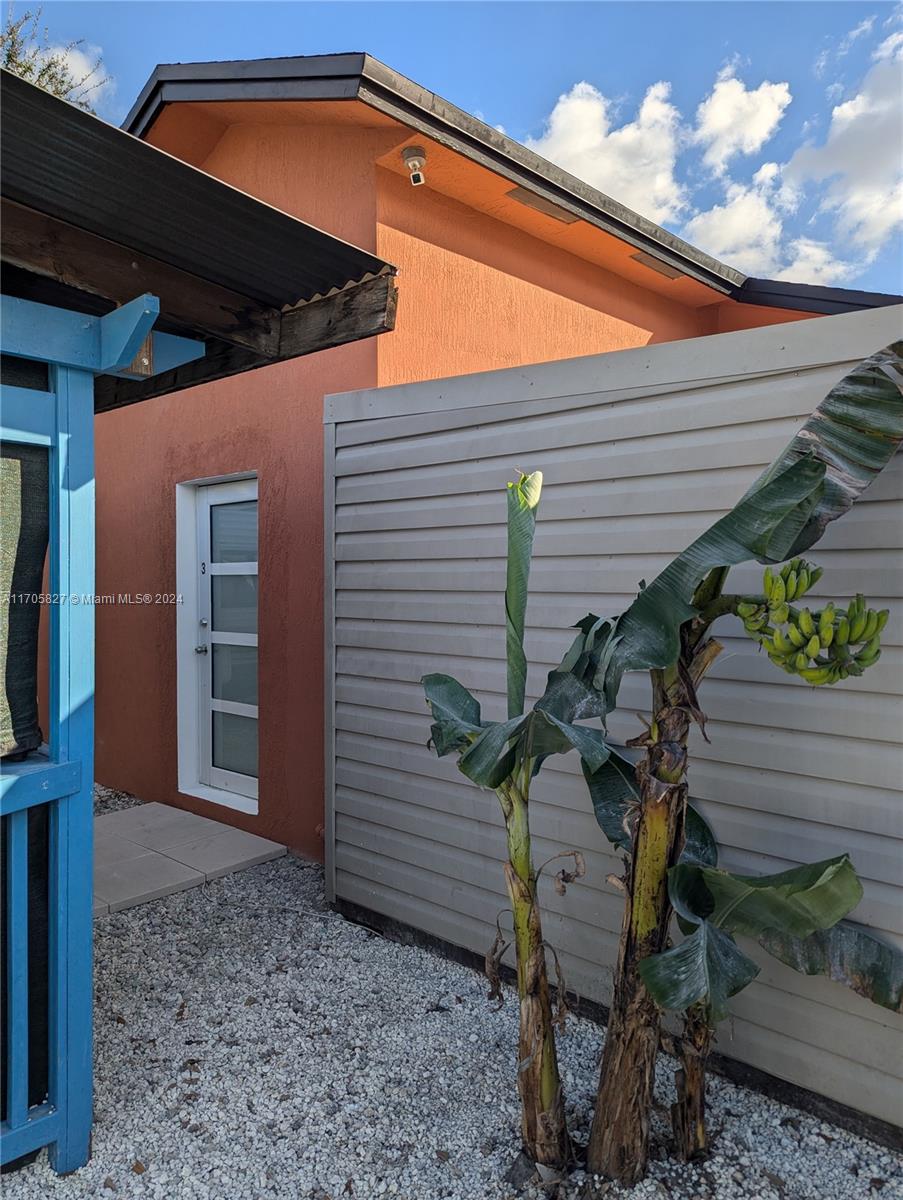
[2,5,109,111]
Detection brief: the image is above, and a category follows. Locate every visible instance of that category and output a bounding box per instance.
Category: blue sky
[26,1,903,292]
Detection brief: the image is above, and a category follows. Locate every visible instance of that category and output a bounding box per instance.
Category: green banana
[771,575,787,606]
[763,568,775,600]
[876,609,890,633]
[859,632,881,659]
[799,665,833,685]
[772,628,790,655]
[787,624,806,648]
[849,609,868,643]
[784,570,798,601]
[796,567,810,598]
[835,616,850,646]
[737,601,759,619]
[860,611,879,643]
[798,609,815,638]
[805,635,821,658]
[856,649,881,669]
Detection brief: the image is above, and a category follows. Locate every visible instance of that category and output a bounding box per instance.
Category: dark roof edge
[123,52,368,138]
[122,52,744,295]
[736,277,903,316]
[122,53,901,316]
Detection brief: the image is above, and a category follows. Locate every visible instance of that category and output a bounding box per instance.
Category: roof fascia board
[124,53,367,137]
[737,277,903,315]
[357,55,743,294]
[122,53,741,294]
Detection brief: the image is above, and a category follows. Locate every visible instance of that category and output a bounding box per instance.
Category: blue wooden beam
[108,330,206,379]
[1,295,204,378]
[0,755,81,815]
[98,293,159,371]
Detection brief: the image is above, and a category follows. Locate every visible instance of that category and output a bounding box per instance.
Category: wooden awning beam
[1,293,205,378]
[93,273,398,412]
[1,199,282,356]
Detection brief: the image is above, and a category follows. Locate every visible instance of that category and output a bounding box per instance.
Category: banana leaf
[641,854,864,1026]
[583,751,640,851]
[458,715,526,788]
[597,455,827,705]
[584,745,717,869]
[638,919,759,1024]
[758,921,903,1014]
[682,805,719,868]
[422,673,482,756]
[505,471,542,719]
[673,855,863,939]
[596,343,903,708]
[746,342,903,561]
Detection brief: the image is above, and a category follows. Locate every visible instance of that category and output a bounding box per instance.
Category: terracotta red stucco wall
[94,124,385,859]
[92,112,818,859]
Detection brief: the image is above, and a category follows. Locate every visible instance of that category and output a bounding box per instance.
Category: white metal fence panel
[325,305,903,1126]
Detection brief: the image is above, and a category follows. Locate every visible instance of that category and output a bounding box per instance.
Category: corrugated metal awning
[1,69,391,307]
[0,70,398,411]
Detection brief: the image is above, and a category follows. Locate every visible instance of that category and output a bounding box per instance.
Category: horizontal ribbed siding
[325,306,903,1126]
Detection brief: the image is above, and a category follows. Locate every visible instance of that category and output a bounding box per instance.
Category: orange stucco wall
[94,124,384,859]
[93,113,815,858]
[374,168,704,385]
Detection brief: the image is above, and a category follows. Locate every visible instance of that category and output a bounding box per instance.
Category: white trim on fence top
[324,304,903,425]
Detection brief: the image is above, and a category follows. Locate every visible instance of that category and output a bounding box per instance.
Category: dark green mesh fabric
[1,442,49,758]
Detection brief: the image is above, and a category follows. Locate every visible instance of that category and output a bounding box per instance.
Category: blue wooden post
[46,364,96,1172]
[0,296,203,1172]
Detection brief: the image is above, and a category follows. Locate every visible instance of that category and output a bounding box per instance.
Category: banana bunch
[737,562,889,686]
[736,558,821,635]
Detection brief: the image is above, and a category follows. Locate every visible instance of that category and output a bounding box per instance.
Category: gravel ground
[93,784,144,817]
[5,857,900,1200]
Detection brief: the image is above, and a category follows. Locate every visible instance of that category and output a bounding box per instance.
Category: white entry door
[195,478,259,802]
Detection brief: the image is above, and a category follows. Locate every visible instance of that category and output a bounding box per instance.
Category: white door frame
[176,473,259,815]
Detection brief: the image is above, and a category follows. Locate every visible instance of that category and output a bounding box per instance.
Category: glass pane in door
[211,575,258,633]
[212,711,258,778]
[212,644,258,705]
[211,500,257,562]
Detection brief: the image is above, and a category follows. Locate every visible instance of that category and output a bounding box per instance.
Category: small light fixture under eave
[630,251,685,280]
[506,186,580,224]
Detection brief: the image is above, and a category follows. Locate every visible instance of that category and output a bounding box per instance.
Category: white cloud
[524,30,898,288]
[874,29,903,60]
[682,182,784,274]
[814,15,877,78]
[839,16,876,54]
[525,80,686,223]
[774,237,856,284]
[682,179,857,284]
[783,48,903,259]
[693,69,792,173]
[813,48,832,79]
[44,42,115,110]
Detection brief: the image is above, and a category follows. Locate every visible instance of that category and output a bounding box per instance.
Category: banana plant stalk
[587,603,723,1183]
[497,760,569,1166]
[422,472,573,1167]
[498,472,569,1166]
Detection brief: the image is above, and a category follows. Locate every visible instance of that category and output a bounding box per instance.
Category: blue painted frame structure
[0,295,203,1172]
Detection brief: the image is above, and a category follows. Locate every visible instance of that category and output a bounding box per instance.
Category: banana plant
[638,841,903,1159]
[579,342,903,1183]
[421,471,617,1169]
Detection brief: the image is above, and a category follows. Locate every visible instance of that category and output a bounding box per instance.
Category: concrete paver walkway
[93,802,285,916]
